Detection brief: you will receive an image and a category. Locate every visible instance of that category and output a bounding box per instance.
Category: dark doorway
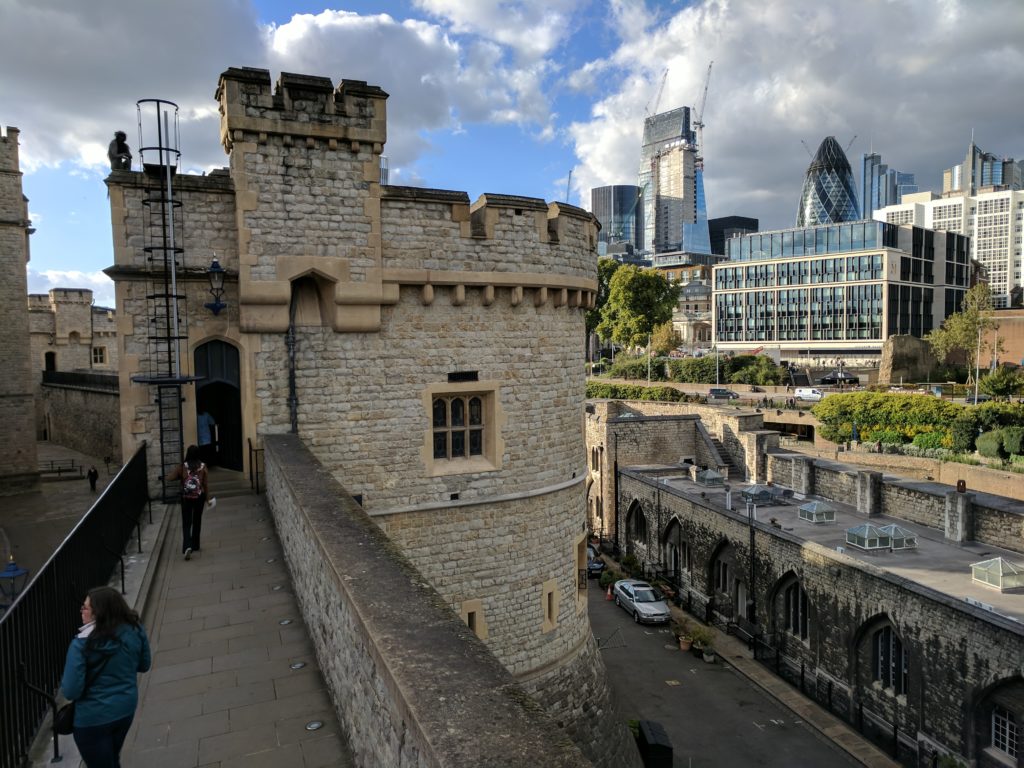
[194,340,243,471]
[44,351,56,372]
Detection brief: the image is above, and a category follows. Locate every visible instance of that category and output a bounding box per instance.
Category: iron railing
[0,444,149,768]
[248,438,264,494]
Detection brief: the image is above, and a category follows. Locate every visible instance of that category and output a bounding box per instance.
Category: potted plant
[671,619,692,651]
[689,625,714,661]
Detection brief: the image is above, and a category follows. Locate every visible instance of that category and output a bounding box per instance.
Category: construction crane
[644,68,669,117]
[692,61,713,168]
[845,135,858,154]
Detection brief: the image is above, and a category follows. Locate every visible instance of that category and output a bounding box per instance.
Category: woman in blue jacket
[61,586,152,767]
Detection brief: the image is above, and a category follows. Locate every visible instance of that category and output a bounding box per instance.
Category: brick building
[106,68,639,766]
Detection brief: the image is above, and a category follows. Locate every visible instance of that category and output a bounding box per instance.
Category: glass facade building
[713,221,970,356]
[860,152,917,219]
[796,136,860,227]
[591,184,643,249]
[637,106,711,256]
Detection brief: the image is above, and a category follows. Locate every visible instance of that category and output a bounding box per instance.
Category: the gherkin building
[796,136,860,226]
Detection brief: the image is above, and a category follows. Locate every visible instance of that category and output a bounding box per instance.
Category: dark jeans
[73,714,133,768]
[181,495,205,552]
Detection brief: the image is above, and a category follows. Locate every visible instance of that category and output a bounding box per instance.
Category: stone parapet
[264,434,591,768]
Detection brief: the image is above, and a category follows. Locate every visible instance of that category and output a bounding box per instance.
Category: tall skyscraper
[590,184,643,250]
[708,215,758,256]
[796,136,859,227]
[943,142,1022,196]
[860,152,917,219]
[637,106,711,255]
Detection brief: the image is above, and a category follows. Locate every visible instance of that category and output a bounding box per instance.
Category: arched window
[784,582,809,640]
[872,625,908,695]
[992,705,1018,760]
[628,506,648,542]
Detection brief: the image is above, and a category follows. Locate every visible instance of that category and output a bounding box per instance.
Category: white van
[795,387,824,402]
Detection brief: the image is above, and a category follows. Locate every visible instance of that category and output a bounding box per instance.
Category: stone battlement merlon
[0,125,21,171]
[216,67,388,154]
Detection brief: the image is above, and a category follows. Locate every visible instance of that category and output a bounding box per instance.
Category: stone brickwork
[0,126,39,494]
[265,435,593,768]
[617,468,1024,767]
[40,378,120,461]
[767,452,1024,555]
[108,68,637,766]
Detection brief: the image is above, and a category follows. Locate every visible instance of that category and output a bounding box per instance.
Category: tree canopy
[586,257,620,337]
[650,321,681,356]
[924,283,999,375]
[596,265,679,349]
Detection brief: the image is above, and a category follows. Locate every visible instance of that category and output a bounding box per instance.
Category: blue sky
[2,0,1023,307]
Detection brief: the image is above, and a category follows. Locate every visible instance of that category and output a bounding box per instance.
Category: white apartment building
[876,188,1024,308]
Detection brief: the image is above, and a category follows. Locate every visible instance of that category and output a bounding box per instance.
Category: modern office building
[859,152,917,219]
[591,184,643,250]
[877,143,1023,308]
[712,221,971,360]
[943,142,1022,196]
[709,215,758,256]
[637,106,711,255]
[796,136,859,227]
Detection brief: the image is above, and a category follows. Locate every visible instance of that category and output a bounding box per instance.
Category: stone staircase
[710,437,745,482]
[206,467,253,499]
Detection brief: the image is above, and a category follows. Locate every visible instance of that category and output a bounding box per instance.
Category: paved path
[121,492,352,768]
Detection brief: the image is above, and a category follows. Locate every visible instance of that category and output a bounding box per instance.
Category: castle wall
[40,378,120,461]
[264,435,592,768]
[0,126,39,493]
[107,68,637,766]
[618,469,1024,766]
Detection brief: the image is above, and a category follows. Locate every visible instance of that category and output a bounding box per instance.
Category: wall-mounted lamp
[204,257,227,315]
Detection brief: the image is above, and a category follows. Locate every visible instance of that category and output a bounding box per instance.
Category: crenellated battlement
[0,125,21,172]
[216,67,388,154]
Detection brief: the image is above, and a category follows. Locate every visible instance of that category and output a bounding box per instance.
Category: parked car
[708,388,740,400]
[795,387,824,402]
[586,545,605,578]
[611,579,671,624]
[964,394,992,405]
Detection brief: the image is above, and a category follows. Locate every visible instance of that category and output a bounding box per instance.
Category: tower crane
[692,61,713,169]
[644,68,669,117]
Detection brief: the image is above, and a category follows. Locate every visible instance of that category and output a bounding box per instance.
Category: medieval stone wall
[618,469,1024,766]
[40,379,120,461]
[0,126,39,493]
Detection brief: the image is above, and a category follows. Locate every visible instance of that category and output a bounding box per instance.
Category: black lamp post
[0,559,29,610]
[204,257,227,315]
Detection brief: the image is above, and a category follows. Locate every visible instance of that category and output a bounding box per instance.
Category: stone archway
[194,340,243,471]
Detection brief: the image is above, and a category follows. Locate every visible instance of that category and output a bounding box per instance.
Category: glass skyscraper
[796,136,860,227]
[860,152,917,219]
[590,184,643,249]
[637,106,711,256]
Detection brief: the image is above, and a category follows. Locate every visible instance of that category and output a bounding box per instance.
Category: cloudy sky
[2,0,1022,307]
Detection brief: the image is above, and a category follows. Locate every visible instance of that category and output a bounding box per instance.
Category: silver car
[612,579,671,624]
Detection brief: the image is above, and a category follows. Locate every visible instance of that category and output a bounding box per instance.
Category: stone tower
[108,68,638,766]
[0,126,39,495]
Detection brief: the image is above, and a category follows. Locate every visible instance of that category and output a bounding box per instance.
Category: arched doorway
[194,340,242,471]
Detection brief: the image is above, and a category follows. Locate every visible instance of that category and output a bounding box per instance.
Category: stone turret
[0,126,39,493]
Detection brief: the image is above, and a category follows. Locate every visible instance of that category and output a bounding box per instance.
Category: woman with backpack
[166,444,208,560]
[61,585,151,767]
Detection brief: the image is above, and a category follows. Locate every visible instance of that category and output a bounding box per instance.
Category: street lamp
[0,559,29,609]
[204,257,227,316]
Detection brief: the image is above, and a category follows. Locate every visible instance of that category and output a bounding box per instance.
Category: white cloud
[569,0,1024,230]
[28,269,115,308]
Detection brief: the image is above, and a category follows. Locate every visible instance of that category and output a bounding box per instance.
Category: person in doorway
[196,409,217,466]
[87,466,99,492]
[61,586,151,768]
[166,445,209,560]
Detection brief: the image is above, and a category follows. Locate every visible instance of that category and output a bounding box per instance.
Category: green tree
[728,355,787,386]
[586,257,620,338]
[924,283,999,376]
[651,321,681,356]
[596,265,679,349]
[979,366,1024,400]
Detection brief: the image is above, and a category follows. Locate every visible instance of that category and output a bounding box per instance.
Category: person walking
[87,466,99,492]
[166,445,209,560]
[60,586,151,768]
[196,409,217,466]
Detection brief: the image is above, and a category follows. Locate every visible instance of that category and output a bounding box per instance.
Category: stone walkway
[122,492,352,768]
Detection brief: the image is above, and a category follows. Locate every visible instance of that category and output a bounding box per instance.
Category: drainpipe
[612,433,620,557]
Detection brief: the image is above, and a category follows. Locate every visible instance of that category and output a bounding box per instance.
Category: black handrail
[0,444,148,768]
[248,438,264,495]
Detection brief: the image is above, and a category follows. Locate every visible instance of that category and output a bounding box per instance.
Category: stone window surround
[459,598,488,641]
[541,578,560,633]
[421,380,505,478]
[989,703,1019,764]
[92,346,106,365]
